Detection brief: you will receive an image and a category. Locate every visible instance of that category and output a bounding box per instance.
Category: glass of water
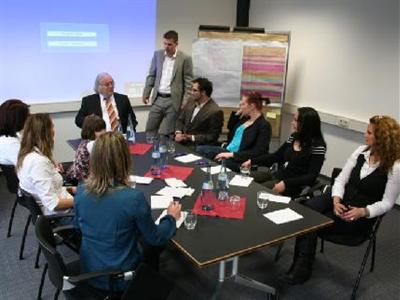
[240,165,251,177]
[167,140,176,154]
[229,195,241,211]
[146,132,155,144]
[184,211,197,230]
[257,191,270,209]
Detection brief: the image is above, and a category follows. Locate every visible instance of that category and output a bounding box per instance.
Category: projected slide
[0,0,157,104]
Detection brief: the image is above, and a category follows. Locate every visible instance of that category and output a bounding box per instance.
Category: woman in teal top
[74,132,181,291]
[197,92,271,172]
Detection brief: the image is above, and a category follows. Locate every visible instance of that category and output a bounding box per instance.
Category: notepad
[174,154,202,163]
[164,178,187,188]
[201,165,232,175]
[151,195,173,209]
[263,208,303,224]
[229,175,253,187]
[258,192,291,204]
[155,210,187,228]
[156,186,194,198]
[129,175,153,185]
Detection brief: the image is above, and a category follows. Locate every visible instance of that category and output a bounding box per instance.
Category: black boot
[282,253,314,285]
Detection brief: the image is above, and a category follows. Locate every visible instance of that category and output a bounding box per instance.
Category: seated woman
[65,115,106,183]
[74,132,181,292]
[17,114,74,215]
[242,107,326,197]
[283,115,400,284]
[197,92,272,172]
[0,99,30,166]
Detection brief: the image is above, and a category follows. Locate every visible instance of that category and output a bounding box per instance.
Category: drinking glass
[184,211,197,230]
[240,165,250,177]
[167,140,176,154]
[257,191,270,209]
[146,132,154,144]
[229,195,241,211]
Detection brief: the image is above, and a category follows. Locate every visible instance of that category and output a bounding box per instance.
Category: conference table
[67,133,333,299]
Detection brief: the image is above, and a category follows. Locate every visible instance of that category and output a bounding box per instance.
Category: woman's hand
[333,196,348,217]
[167,201,182,220]
[56,162,65,173]
[341,206,367,222]
[272,181,286,194]
[241,159,251,168]
[215,152,234,161]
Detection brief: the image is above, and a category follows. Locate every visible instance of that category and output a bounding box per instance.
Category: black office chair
[319,214,383,300]
[35,216,174,300]
[1,164,23,238]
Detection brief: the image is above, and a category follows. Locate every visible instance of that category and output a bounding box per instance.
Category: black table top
[68,133,333,268]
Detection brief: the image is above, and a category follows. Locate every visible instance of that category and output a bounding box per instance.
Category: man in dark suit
[75,72,137,132]
[142,30,193,135]
[175,77,223,146]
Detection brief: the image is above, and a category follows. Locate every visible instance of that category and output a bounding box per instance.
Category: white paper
[155,210,187,228]
[201,165,232,175]
[165,178,187,188]
[151,195,173,209]
[229,175,253,187]
[258,192,291,204]
[174,154,202,163]
[129,175,153,185]
[263,208,303,225]
[156,186,188,199]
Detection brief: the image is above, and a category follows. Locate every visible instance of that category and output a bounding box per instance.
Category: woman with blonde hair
[17,114,73,214]
[283,115,400,284]
[74,132,181,292]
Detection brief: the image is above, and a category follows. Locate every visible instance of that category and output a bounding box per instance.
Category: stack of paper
[174,154,202,163]
[165,178,187,188]
[151,195,173,209]
[129,175,153,185]
[229,175,253,187]
[263,208,303,224]
[201,165,232,175]
[258,192,291,204]
[156,186,195,198]
[155,210,187,228]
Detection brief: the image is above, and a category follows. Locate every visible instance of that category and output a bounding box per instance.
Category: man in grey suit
[175,77,223,147]
[142,30,193,135]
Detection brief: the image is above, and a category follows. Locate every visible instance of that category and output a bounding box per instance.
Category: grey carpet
[1,175,399,300]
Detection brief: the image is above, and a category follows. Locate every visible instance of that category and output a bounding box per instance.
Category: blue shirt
[74,184,176,290]
[226,124,246,152]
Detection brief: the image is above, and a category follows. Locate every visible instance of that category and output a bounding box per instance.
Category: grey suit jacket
[142,49,193,111]
[175,98,224,145]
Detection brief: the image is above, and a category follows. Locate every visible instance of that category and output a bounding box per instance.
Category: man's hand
[142,95,149,104]
[215,152,234,161]
[272,181,286,194]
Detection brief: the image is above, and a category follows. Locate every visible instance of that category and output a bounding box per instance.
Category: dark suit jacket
[75,93,137,132]
[175,98,223,145]
[228,115,272,163]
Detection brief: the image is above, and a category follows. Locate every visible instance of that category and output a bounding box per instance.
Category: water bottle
[201,164,215,211]
[217,159,229,204]
[151,138,161,176]
[159,136,167,169]
[126,117,136,143]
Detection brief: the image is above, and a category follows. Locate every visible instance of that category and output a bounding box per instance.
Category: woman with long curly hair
[283,115,400,284]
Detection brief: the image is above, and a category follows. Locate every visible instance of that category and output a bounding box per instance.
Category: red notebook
[129,143,153,155]
[192,195,246,220]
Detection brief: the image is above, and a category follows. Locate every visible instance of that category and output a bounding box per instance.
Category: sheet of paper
[201,165,232,175]
[165,178,187,188]
[258,192,291,204]
[263,208,303,225]
[229,175,253,187]
[155,210,187,228]
[129,175,153,185]
[156,186,188,199]
[151,195,173,209]
[174,153,202,163]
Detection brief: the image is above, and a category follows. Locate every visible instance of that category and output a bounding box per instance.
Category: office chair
[35,216,174,300]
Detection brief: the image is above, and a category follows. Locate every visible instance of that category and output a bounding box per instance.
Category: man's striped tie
[105,97,119,131]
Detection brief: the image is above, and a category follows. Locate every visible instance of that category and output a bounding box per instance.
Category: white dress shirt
[332,145,400,218]
[0,135,20,165]
[158,50,176,94]
[17,149,73,215]
[100,94,119,132]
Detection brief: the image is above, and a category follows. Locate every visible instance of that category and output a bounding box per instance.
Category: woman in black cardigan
[196,92,271,172]
[242,107,326,197]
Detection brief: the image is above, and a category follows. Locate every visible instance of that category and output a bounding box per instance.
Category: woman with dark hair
[66,115,106,183]
[0,99,29,165]
[283,115,400,284]
[17,114,74,214]
[74,132,181,291]
[242,107,326,197]
[197,92,272,172]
